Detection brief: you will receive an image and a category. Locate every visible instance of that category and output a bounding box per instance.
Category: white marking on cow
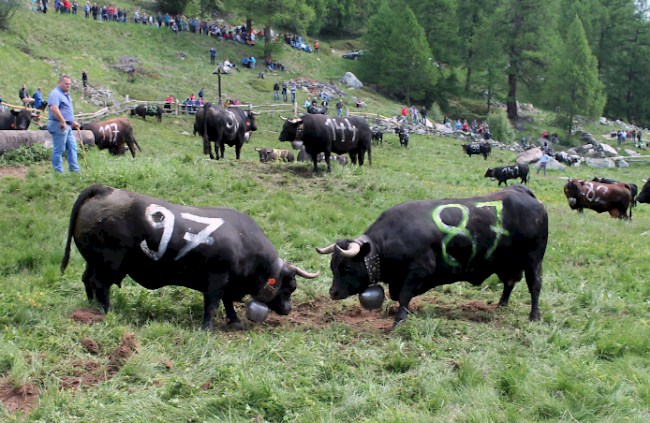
[98,123,119,144]
[325,118,337,141]
[584,182,607,204]
[226,111,240,132]
[141,204,175,261]
[344,118,357,142]
[175,214,224,260]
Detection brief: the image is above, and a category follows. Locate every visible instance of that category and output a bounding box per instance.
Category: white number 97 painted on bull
[140,204,225,261]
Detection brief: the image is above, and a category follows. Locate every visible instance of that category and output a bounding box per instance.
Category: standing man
[273,81,280,101]
[250,56,256,70]
[33,87,43,109]
[314,40,319,54]
[281,81,288,102]
[91,2,97,19]
[198,87,204,100]
[19,84,35,107]
[82,69,88,88]
[401,105,407,124]
[83,0,89,17]
[290,82,297,103]
[336,99,344,117]
[421,106,427,126]
[537,148,551,176]
[209,47,216,65]
[47,75,81,174]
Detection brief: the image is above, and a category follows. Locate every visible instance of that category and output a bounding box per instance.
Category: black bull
[0,109,34,130]
[317,184,548,327]
[485,164,529,186]
[131,104,163,122]
[195,103,258,160]
[278,114,372,173]
[60,184,320,330]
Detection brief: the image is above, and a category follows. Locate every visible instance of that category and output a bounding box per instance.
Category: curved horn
[251,111,261,116]
[290,265,321,279]
[336,242,361,258]
[316,243,336,254]
[255,148,261,151]
[279,115,288,121]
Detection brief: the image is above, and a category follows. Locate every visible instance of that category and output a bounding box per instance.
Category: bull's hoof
[201,322,213,331]
[392,319,406,330]
[529,311,541,322]
[227,320,243,331]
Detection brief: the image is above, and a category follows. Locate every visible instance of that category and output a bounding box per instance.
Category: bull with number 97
[61,184,320,330]
[317,184,548,327]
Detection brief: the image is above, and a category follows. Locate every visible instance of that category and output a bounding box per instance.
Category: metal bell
[359,285,385,310]
[291,141,304,150]
[246,300,270,322]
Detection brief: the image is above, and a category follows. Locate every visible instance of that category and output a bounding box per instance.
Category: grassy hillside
[3,8,650,423]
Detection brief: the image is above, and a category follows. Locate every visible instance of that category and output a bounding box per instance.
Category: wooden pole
[76,127,88,170]
[271,105,275,117]
[175,100,179,116]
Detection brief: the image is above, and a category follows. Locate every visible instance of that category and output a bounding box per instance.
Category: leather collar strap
[355,234,381,283]
[255,259,284,302]
[296,123,304,140]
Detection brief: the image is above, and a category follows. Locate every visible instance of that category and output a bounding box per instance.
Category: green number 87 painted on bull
[432,200,509,267]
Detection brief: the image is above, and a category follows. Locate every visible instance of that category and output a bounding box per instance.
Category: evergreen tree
[473,16,507,112]
[546,15,605,137]
[405,0,459,67]
[492,0,559,118]
[361,3,436,104]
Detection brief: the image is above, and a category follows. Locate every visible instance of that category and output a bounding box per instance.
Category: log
[0,130,95,155]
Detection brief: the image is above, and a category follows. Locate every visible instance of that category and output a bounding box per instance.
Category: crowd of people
[612,129,644,149]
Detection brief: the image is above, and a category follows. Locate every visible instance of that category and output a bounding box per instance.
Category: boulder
[544,158,566,171]
[625,148,640,157]
[599,117,608,125]
[516,147,543,164]
[566,148,577,156]
[616,159,630,168]
[342,72,363,89]
[600,143,618,157]
[585,157,615,169]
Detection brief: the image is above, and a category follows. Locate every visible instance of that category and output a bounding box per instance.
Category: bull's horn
[290,265,321,279]
[279,115,288,121]
[643,179,647,183]
[255,148,261,151]
[250,111,261,116]
[336,242,361,258]
[316,243,336,254]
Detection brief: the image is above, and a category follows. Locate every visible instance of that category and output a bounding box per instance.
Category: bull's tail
[203,103,211,155]
[61,185,112,274]
[134,137,142,152]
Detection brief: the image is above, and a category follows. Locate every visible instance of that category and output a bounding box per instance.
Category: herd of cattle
[3,103,650,330]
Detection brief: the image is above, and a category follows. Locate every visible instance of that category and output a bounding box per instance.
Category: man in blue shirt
[47,75,81,174]
[33,87,43,109]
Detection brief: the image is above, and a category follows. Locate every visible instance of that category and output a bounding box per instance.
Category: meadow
[3,8,650,423]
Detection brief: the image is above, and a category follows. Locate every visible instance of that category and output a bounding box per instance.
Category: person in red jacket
[401,106,407,124]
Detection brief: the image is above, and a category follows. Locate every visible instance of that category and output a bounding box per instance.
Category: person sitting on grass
[304,98,311,109]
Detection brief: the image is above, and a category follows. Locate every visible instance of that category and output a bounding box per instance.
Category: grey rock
[517,148,543,164]
[545,158,566,171]
[585,157,615,168]
[342,72,363,89]
[616,159,630,168]
[625,149,640,157]
[600,143,618,157]
[566,148,577,155]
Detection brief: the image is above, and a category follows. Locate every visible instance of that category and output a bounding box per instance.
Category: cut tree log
[0,130,95,155]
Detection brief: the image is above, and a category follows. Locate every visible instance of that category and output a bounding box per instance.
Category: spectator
[411,106,419,124]
[445,119,451,129]
[258,70,264,79]
[456,119,462,130]
[190,93,195,102]
[47,75,81,174]
[542,130,548,140]
[421,106,427,125]
[172,21,178,34]
[461,119,469,131]
[149,14,154,25]
[91,2,97,19]
[166,94,174,111]
[210,47,216,65]
[63,0,70,13]
[19,84,35,106]
[71,0,77,14]
[84,1,90,18]
[33,87,43,109]
[133,9,138,23]
[273,81,280,101]
[311,96,318,106]
[638,130,642,145]
[102,5,108,22]
[291,83,297,103]
[303,98,311,109]
[321,96,329,114]
[198,88,204,100]
[484,129,492,141]
[82,69,88,88]
[182,98,190,111]
[282,81,288,102]
[314,40,319,54]
[537,150,551,175]
[250,56,255,70]
[156,11,162,27]
[401,106,407,124]
[471,119,478,133]
[337,99,344,117]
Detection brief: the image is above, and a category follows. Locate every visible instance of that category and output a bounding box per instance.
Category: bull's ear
[10,109,19,116]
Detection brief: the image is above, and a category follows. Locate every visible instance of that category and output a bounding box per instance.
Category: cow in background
[131,104,163,122]
[462,143,491,160]
[195,103,259,160]
[564,179,633,219]
[592,176,638,207]
[0,109,34,130]
[371,129,383,145]
[81,118,142,158]
[256,147,295,162]
[485,164,529,186]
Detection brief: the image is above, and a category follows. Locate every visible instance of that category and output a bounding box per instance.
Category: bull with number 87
[61,185,320,331]
[317,184,548,328]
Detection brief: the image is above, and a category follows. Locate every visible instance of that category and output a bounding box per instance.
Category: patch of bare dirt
[107,333,136,372]
[0,166,29,179]
[60,333,137,391]
[81,339,100,354]
[69,308,105,325]
[436,300,501,323]
[0,379,39,416]
[264,297,393,333]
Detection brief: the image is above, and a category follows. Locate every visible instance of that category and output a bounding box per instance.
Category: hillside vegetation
[2,7,650,423]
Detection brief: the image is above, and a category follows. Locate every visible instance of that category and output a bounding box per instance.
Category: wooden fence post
[293,101,297,117]
[271,105,275,117]
[175,100,179,116]
[346,107,349,117]
[125,95,129,111]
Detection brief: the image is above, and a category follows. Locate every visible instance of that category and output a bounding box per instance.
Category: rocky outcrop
[517,148,543,165]
[292,77,347,99]
[342,72,363,89]
[585,157,615,168]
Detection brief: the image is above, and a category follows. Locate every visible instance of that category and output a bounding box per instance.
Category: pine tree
[361,2,436,104]
[547,15,606,137]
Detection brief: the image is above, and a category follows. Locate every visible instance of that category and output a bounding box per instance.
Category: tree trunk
[246,18,252,35]
[264,25,271,60]
[465,48,473,94]
[406,83,410,106]
[567,114,573,139]
[506,72,518,119]
[487,89,491,114]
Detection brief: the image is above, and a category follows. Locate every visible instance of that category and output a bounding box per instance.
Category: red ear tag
[268,278,276,285]
[11,123,15,128]
[246,122,250,126]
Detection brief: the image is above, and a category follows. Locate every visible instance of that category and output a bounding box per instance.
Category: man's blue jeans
[274,91,280,101]
[291,93,296,103]
[48,120,80,173]
[413,116,419,124]
[337,109,343,117]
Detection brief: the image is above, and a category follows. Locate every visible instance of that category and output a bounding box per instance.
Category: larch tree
[546,14,605,137]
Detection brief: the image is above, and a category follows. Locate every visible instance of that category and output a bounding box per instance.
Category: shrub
[250,78,275,93]
[0,0,21,31]
[0,145,51,167]
[429,102,444,123]
[487,108,515,144]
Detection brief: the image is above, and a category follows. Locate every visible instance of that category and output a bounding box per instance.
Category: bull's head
[564,179,585,208]
[247,111,260,132]
[317,235,377,300]
[484,168,495,178]
[255,147,274,162]
[265,259,320,315]
[10,109,32,130]
[637,179,650,203]
[278,116,303,142]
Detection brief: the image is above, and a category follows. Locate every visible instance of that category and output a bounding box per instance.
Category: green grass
[3,8,650,423]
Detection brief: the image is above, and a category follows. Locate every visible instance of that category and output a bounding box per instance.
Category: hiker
[273,81,280,101]
[314,40,319,53]
[401,105,407,124]
[537,149,551,176]
[421,106,427,125]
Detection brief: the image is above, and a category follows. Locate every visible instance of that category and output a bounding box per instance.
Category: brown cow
[80,118,142,158]
[255,147,294,163]
[563,178,633,219]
